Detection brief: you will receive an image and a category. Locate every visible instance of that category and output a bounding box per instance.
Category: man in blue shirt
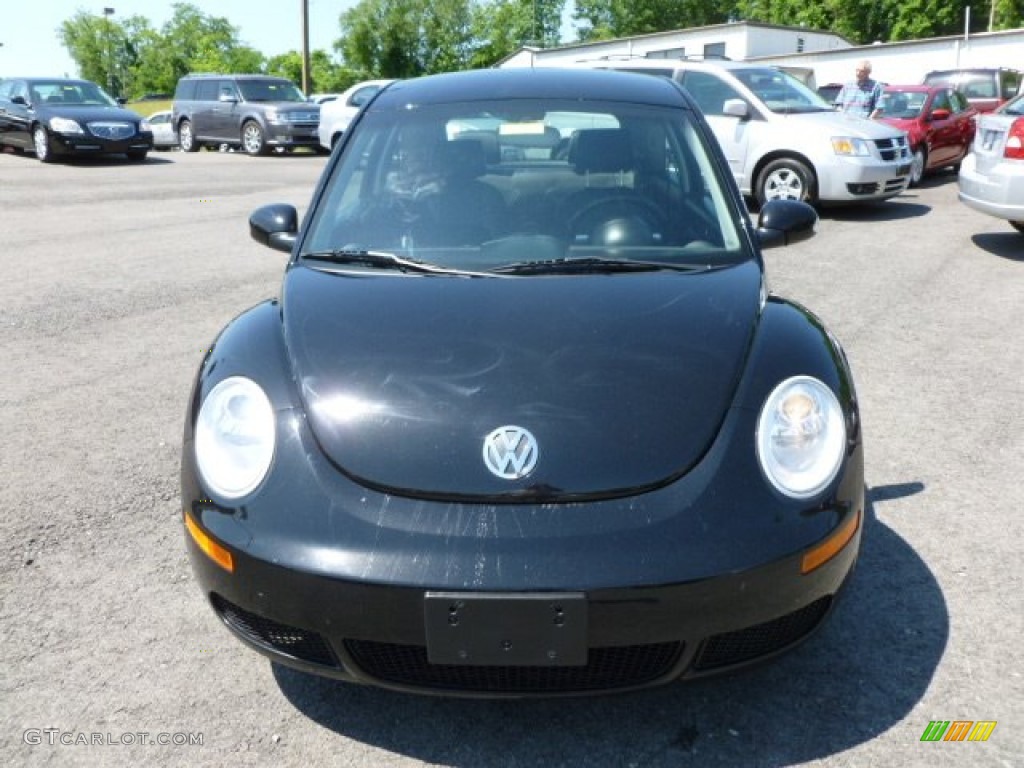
[835,60,884,119]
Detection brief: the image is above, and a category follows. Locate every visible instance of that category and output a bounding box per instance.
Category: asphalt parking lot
[1,148,1021,768]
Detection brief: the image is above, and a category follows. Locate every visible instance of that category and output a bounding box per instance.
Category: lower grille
[345,639,683,693]
[210,593,338,668]
[692,596,832,671]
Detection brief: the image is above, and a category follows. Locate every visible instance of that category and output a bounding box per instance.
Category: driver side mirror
[250,204,298,253]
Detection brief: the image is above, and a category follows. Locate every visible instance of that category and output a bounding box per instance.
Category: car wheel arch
[752,152,819,207]
[31,122,53,162]
[241,118,269,156]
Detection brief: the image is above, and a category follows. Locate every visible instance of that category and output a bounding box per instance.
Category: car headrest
[568,129,634,174]
[443,139,488,180]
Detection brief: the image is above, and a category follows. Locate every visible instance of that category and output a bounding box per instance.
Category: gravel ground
[1,149,1021,767]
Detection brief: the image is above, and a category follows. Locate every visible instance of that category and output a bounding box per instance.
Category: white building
[500,20,1024,88]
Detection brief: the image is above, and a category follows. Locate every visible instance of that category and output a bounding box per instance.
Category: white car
[317,79,396,150]
[561,58,912,206]
[958,92,1024,234]
[147,109,178,149]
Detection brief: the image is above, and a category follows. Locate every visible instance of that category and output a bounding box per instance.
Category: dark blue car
[181,68,864,697]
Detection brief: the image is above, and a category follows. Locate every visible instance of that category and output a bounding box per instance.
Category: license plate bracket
[424,592,587,666]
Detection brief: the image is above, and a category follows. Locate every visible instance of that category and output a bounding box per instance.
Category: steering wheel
[567,194,669,245]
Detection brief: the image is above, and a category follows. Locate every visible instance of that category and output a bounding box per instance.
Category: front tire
[909,147,926,187]
[33,125,54,163]
[242,121,268,156]
[755,158,815,206]
[179,120,199,153]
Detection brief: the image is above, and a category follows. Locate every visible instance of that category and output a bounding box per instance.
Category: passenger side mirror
[756,200,818,249]
[929,108,951,121]
[250,204,298,253]
[11,96,27,106]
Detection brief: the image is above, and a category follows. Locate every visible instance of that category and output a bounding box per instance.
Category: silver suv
[172,74,321,156]
[569,58,912,206]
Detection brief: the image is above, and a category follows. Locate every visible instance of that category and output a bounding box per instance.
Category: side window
[931,90,951,113]
[1002,71,1021,98]
[681,71,742,117]
[0,80,13,100]
[218,81,238,101]
[196,80,219,101]
[948,90,966,112]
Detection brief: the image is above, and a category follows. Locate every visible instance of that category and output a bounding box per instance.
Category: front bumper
[265,122,320,148]
[816,156,911,202]
[51,132,153,156]
[186,506,860,696]
[958,152,1024,222]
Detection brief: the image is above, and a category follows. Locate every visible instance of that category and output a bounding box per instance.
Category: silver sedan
[958,92,1024,233]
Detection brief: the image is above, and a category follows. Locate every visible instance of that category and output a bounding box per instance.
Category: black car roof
[372,68,694,110]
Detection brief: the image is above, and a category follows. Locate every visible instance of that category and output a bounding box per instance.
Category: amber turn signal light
[184,509,234,573]
[802,508,861,574]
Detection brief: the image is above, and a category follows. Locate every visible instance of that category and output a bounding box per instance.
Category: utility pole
[301,0,311,95]
[103,7,116,95]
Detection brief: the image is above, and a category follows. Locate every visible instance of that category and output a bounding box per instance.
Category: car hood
[779,109,907,139]
[283,260,763,501]
[38,105,145,124]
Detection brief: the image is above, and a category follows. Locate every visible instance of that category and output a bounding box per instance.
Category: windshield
[877,90,927,119]
[31,81,118,107]
[237,79,306,102]
[302,98,748,274]
[733,68,834,114]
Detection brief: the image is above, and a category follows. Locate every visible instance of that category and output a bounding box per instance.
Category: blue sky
[1,0,363,79]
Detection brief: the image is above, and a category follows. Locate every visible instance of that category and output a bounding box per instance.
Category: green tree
[57,11,130,95]
[337,0,479,77]
[470,0,565,67]
[573,0,733,42]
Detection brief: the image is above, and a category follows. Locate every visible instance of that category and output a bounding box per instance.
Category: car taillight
[1007,118,1024,159]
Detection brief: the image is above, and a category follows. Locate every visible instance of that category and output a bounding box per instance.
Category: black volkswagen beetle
[0,77,153,162]
[181,68,864,697]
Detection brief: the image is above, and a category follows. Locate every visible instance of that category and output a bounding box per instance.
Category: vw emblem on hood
[482,426,538,480]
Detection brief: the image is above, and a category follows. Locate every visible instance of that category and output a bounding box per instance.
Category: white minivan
[563,58,912,207]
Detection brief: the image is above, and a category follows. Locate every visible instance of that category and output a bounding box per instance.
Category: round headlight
[194,376,276,499]
[756,376,846,499]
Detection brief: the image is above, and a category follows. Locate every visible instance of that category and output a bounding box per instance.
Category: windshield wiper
[302,249,493,277]
[491,256,712,275]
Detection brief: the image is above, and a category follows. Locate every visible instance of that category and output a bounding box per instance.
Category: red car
[875,85,977,186]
